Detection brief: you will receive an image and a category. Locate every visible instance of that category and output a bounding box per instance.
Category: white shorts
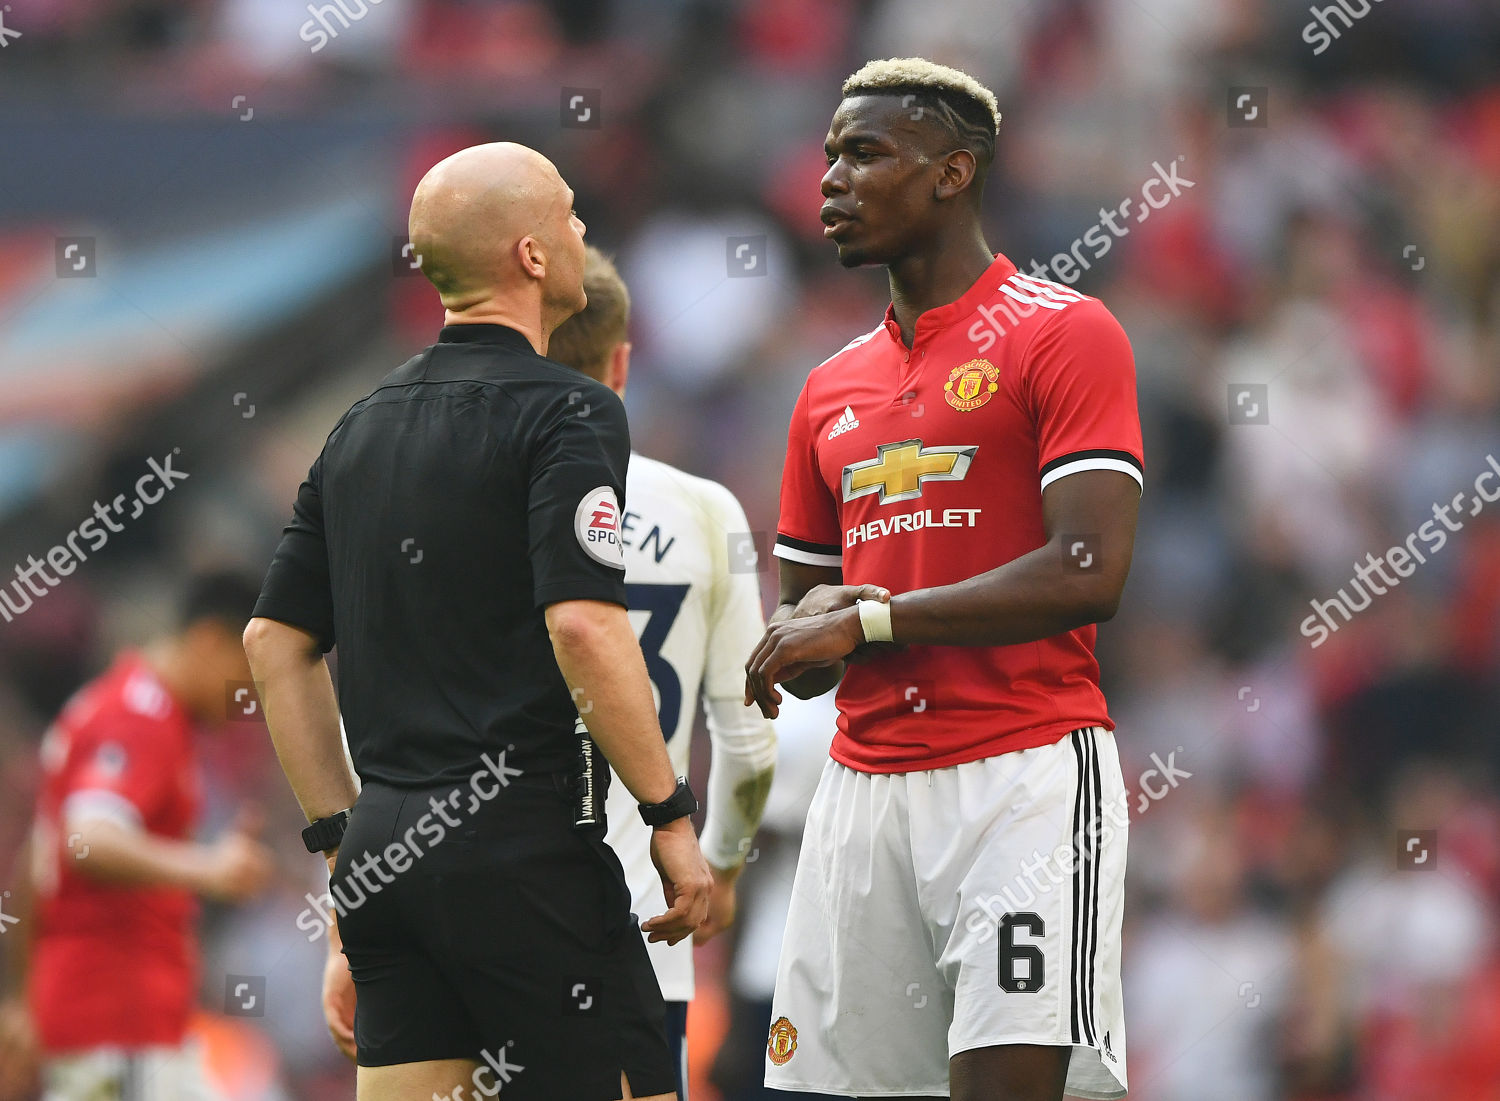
[765,727,1128,1099]
[44,1042,223,1101]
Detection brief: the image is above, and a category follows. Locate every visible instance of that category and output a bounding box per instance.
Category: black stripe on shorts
[1085,728,1102,1045]
[1069,728,1101,1047]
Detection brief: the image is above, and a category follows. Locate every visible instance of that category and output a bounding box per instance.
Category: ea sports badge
[943,358,1000,412]
[767,1016,798,1065]
[574,486,625,569]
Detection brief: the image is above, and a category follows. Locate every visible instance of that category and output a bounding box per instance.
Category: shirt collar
[437,323,537,353]
[881,253,1019,345]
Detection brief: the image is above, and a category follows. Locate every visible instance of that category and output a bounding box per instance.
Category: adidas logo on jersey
[827,406,860,440]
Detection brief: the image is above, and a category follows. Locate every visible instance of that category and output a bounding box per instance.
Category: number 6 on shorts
[998,912,1045,993]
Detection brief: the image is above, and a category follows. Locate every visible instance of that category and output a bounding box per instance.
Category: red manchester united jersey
[28,652,201,1051]
[775,254,1143,772]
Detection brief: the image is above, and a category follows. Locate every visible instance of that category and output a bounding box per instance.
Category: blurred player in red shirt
[0,572,273,1101]
[745,59,1142,1101]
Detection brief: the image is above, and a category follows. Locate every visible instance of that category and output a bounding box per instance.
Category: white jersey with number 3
[604,452,775,1002]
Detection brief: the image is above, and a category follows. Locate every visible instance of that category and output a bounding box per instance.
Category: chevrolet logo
[842,440,977,505]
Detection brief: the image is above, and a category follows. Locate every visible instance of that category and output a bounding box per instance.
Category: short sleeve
[253,453,336,651]
[773,381,842,567]
[702,483,769,701]
[1024,299,1145,493]
[63,726,168,829]
[527,383,632,609]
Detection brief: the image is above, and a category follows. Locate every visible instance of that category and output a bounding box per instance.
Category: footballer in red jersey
[746,59,1141,1101]
[0,573,272,1101]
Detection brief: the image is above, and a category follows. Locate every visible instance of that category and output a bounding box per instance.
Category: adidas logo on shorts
[827,405,860,440]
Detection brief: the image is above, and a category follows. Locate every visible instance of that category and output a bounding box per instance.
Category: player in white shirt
[549,246,779,1101]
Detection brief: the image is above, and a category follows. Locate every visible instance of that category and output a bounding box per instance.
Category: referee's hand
[322,944,357,1062]
[642,818,713,945]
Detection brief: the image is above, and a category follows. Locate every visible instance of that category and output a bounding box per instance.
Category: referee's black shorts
[332,772,675,1100]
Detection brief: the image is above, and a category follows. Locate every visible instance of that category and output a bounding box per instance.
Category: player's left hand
[745,606,864,718]
[322,944,357,1062]
[789,583,889,619]
[693,862,742,945]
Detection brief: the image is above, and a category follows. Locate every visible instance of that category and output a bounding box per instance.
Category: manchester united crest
[767,1016,798,1065]
[943,359,1000,412]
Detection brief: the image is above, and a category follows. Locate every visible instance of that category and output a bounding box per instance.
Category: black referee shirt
[252,323,630,787]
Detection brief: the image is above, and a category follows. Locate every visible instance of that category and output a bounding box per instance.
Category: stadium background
[2,0,1499,1098]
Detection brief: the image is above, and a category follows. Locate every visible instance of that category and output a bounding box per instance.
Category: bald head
[408,142,587,331]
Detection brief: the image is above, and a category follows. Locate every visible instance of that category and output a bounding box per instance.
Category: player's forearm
[546,602,678,806]
[890,537,1129,647]
[700,698,777,869]
[243,618,359,824]
[783,664,844,698]
[770,602,844,698]
[68,821,215,894]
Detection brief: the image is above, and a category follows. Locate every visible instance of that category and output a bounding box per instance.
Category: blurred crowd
[2,0,1500,1098]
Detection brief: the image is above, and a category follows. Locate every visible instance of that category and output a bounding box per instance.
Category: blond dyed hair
[841,58,1001,197]
[842,57,1001,134]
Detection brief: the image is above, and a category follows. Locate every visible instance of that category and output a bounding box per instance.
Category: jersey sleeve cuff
[63,790,144,832]
[1038,450,1143,493]
[249,598,335,654]
[533,578,628,610]
[773,534,842,568]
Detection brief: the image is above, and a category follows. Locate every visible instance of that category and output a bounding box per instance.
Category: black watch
[302,810,351,854]
[638,778,697,828]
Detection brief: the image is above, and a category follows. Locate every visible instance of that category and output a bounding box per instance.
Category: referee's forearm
[244,618,359,824]
[546,601,678,806]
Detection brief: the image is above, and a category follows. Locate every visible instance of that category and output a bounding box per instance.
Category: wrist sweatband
[856,598,894,644]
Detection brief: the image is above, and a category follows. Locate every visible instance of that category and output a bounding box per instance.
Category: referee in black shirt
[244,141,711,1101]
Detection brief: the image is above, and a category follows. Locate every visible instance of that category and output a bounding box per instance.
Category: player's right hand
[322,947,357,1062]
[791,584,904,665]
[200,807,274,903]
[642,818,712,946]
[790,583,889,619]
[0,997,39,1101]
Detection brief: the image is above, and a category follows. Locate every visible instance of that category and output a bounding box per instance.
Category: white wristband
[856,598,894,644]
